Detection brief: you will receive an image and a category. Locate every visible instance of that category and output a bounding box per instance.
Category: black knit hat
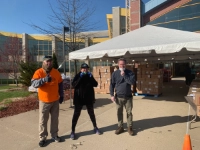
[81,63,89,68]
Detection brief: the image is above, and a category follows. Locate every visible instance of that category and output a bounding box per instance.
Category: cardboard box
[105,89,110,94]
[137,70,142,75]
[187,88,200,96]
[126,65,134,71]
[138,65,147,68]
[93,66,99,73]
[136,81,141,90]
[194,92,200,105]
[143,71,150,75]
[95,85,103,89]
[146,64,157,68]
[104,84,110,89]
[151,75,162,79]
[190,82,200,88]
[98,66,114,73]
[94,88,106,93]
[140,79,146,82]
[150,79,162,85]
[93,72,101,78]
[155,70,163,75]
[136,88,144,94]
[142,75,151,78]
[197,106,200,116]
[101,77,111,82]
[105,81,110,85]
[100,72,112,78]
[149,71,154,75]
[137,74,142,79]
[95,77,101,81]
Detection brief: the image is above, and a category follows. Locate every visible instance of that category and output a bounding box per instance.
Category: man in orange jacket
[31,56,63,147]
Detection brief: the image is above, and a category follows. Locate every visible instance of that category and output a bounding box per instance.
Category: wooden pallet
[134,93,162,97]
[95,92,109,94]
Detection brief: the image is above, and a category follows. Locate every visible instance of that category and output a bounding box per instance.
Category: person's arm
[90,76,98,87]
[110,72,116,97]
[72,74,81,88]
[58,81,64,104]
[123,70,135,85]
[87,72,98,87]
[31,78,45,88]
[31,71,51,88]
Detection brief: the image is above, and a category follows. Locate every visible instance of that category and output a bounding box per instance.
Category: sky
[0,0,150,34]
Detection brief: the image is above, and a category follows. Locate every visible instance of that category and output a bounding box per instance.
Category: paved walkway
[0,78,199,150]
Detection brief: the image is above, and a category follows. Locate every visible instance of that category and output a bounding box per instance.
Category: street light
[63,26,69,75]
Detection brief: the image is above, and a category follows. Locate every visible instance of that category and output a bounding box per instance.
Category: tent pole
[69,59,72,108]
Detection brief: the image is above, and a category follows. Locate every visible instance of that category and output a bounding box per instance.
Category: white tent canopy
[69,25,200,62]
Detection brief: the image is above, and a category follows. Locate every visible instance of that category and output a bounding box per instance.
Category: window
[147,2,200,32]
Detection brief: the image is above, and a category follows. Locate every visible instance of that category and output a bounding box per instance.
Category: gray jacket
[110,69,135,98]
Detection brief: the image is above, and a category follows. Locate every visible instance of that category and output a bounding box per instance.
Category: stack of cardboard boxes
[136,64,163,95]
[93,65,137,94]
[93,66,115,94]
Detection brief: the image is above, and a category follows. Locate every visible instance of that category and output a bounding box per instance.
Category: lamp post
[63,26,69,75]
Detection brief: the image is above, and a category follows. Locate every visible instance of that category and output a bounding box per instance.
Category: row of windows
[147,1,200,32]
[0,36,91,59]
[153,17,200,32]
[28,39,52,56]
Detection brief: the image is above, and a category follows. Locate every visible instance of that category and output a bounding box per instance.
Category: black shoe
[39,140,46,147]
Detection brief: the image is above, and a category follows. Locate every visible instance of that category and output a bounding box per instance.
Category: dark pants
[72,104,97,132]
[191,74,196,83]
[185,75,191,85]
[115,96,133,127]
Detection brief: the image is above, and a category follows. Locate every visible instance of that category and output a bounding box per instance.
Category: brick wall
[130,0,141,31]
[142,0,191,25]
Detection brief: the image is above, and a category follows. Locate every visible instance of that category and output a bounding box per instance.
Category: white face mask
[119,68,125,71]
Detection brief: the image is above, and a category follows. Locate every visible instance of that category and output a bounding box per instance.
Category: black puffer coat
[72,72,98,105]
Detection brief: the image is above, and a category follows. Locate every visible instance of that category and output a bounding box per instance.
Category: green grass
[0,106,7,111]
[0,90,31,103]
[0,85,19,90]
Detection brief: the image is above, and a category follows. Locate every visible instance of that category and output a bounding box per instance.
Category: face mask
[119,68,125,71]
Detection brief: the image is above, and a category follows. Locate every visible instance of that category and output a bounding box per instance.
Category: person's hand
[44,75,51,82]
[59,96,64,104]
[87,72,92,77]
[80,72,86,78]
[111,96,115,103]
[121,70,125,76]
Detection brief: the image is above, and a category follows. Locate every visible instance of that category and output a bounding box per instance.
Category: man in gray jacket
[110,58,135,135]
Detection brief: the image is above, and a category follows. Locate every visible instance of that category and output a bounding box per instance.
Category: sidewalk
[0,78,199,150]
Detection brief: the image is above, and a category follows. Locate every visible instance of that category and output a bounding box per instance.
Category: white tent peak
[69,25,200,61]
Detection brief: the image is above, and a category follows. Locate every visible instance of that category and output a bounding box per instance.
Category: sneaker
[94,127,101,135]
[52,136,61,142]
[39,140,46,147]
[128,126,134,136]
[70,132,75,140]
[115,127,124,135]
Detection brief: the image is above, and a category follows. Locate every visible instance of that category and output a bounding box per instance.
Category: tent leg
[69,59,73,108]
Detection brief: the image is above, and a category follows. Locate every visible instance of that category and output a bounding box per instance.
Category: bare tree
[0,36,24,86]
[28,0,98,74]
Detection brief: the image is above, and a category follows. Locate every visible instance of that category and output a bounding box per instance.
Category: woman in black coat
[70,63,101,140]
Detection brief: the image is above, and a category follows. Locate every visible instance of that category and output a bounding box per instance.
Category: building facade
[131,0,200,32]
[0,30,110,79]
